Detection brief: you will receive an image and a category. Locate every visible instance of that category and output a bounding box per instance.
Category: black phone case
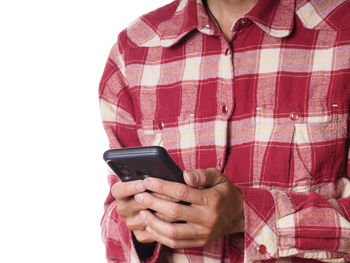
[103,146,185,184]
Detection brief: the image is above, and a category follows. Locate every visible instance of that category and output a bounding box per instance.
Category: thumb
[184,168,226,188]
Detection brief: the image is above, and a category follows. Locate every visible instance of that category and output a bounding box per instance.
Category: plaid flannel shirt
[99,0,350,262]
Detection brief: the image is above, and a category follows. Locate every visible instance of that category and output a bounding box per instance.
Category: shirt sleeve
[239,158,350,261]
[99,31,162,263]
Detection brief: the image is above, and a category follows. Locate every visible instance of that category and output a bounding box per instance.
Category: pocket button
[158,121,165,130]
[290,112,299,121]
[258,244,267,254]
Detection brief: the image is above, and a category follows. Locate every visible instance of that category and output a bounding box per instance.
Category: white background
[0,1,172,262]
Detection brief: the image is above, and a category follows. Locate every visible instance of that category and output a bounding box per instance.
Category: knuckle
[169,204,181,219]
[200,193,209,206]
[167,226,178,239]
[210,191,222,209]
[206,214,219,228]
[168,240,178,249]
[175,184,189,200]
[116,204,128,218]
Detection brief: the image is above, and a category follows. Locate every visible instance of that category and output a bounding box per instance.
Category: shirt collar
[160,0,213,47]
[246,0,295,38]
[160,0,296,47]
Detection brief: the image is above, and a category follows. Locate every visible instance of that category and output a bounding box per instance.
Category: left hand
[133,168,245,249]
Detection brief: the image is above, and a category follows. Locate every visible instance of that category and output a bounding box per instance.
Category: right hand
[111,180,154,243]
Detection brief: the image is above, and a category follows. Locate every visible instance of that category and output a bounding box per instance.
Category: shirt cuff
[239,187,279,261]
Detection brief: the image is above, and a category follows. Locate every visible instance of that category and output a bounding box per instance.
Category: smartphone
[103,146,185,184]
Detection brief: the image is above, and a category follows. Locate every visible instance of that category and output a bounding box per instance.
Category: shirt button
[158,121,164,130]
[225,48,231,56]
[290,112,299,121]
[258,244,267,254]
[222,104,228,114]
[203,24,211,29]
[219,160,223,167]
[240,19,247,25]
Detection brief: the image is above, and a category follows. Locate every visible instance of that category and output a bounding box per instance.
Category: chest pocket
[255,104,347,192]
[136,114,197,171]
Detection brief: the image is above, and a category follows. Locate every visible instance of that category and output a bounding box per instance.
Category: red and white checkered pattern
[99,0,350,262]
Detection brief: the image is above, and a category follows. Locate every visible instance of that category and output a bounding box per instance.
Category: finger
[133,230,156,243]
[125,213,148,231]
[152,192,179,202]
[183,168,226,188]
[140,210,209,241]
[111,180,145,199]
[143,178,204,205]
[134,192,203,223]
[146,227,206,248]
[116,197,147,218]
[154,212,177,223]
[150,193,180,222]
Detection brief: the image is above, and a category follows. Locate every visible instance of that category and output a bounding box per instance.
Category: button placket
[218,35,234,117]
[217,38,234,176]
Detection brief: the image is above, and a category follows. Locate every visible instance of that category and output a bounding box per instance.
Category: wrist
[230,187,245,233]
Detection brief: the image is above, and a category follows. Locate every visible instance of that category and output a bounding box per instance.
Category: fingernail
[135,182,145,191]
[146,226,152,233]
[185,170,198,184]
[143,178,152,188]
[192,171,199,184]
[134,194,143,203]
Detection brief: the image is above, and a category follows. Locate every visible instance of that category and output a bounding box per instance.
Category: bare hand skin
[111,180,155,243]
[111,180,179,243]
[134,168,245,249]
